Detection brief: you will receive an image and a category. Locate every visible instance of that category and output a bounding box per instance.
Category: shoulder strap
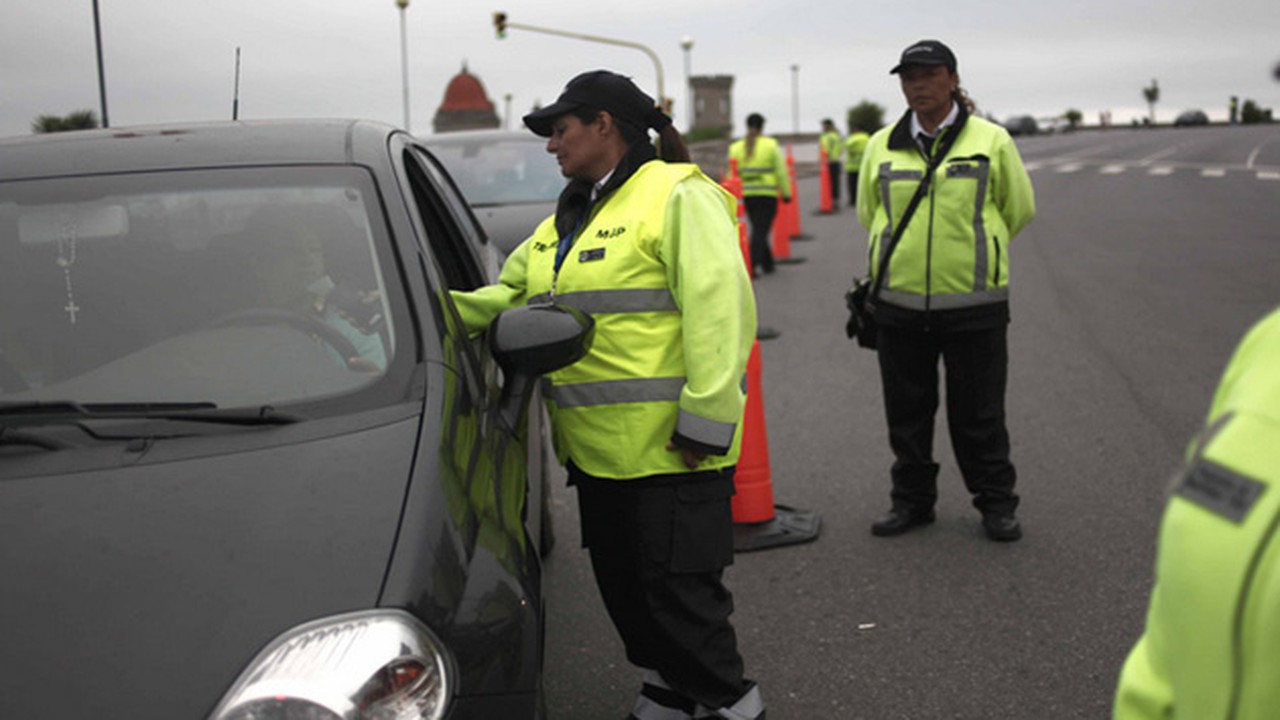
[867,123,961,303]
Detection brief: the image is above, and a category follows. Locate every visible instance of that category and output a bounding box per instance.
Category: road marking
[1100,165,1126,174]
[1138,145,1183,165]
[1056,163,1083,174]
[1259,171,1280,181]
[1148,166,1175,176]
[1201,168,1227,178]
[1024,162,1043,171]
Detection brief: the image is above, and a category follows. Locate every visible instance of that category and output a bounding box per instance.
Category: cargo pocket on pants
[669,478,735,573]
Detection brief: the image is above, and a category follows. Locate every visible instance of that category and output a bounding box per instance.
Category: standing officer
[819,118,844,208]
[843,122,870,208]
[728,113,792,277]
[1114,306,1280,719]
[855,40,1036,541]
[450,70,763,720]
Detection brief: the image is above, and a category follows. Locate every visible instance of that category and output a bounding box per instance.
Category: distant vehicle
[425,130,565,256]
[1003,115,1039,136]
[0,120,594,719]
[1174,109,1210,127]
[1036,116,1070,134]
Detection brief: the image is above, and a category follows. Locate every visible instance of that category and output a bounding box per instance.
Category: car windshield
[0,167,399,409]
[428,135,564,206]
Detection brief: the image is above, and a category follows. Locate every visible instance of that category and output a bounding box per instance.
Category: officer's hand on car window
[666,441,707,469]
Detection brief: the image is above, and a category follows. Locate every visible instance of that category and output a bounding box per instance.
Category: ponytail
[655,124,691,163]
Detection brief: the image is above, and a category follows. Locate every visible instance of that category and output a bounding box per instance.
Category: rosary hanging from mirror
[56,215,81,325]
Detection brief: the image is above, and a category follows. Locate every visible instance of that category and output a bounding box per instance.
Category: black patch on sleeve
[1177,459,1266,524]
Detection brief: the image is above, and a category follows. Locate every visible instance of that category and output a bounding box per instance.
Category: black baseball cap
[523,69,667,137]
[890,39,957,74]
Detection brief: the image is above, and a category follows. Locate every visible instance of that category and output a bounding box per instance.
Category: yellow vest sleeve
[660,176,756,453]
[447,234,534,333]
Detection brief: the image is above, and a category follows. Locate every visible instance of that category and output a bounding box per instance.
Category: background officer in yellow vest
[820,118,844,208]
[1114,305,1280,720]
[843,122,870,208]
[727,113,792,277]
[450,70,763,720]
[856,39,1035,541]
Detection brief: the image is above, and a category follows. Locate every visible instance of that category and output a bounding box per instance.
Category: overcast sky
[3,0,1278,139]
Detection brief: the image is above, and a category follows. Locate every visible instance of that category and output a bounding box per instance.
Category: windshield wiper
[0,401,304,427]
[0,426,75,450]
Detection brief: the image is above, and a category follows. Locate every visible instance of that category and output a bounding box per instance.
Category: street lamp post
[396,0,410,132]
[504,93,512,130]
[493,13,668,113]
[790,64,799,136]
[92,0,109,127]
[680,36,694,133]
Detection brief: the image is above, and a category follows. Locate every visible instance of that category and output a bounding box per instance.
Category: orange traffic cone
[818,146,834,213]
[730,218,822,552]
[772,145,805,265]
[721,159,750,269]
[784,144,811,240]
[771,192,797,263]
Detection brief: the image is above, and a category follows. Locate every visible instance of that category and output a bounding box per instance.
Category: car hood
[0,413,421,718]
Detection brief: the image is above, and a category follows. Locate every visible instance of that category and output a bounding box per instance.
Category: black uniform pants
[875,324,1019,516]
[742,196,778,275]
[827,162,842,203]
[846,171,859,207]
[571,463,747,709]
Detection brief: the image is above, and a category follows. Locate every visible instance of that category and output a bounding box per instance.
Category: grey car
[424,130,564,256]
[0,120,591,719]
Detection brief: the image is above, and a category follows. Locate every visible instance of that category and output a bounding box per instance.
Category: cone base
[775,257,807,265]
[733,504,822,553]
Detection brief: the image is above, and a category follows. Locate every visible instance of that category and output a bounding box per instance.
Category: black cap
[890,39,957,74]
[523,69,670,137]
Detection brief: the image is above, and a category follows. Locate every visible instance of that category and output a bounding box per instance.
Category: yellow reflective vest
[451,160,756,479]
[820,130,843,164]
[844,130,869,173]
[856,106,1035,326]
[727,136,792,200]
[1115,306,1280,720]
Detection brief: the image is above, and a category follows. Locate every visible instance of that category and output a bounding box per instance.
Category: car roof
[0,119,403,181]
[420,129,542,145]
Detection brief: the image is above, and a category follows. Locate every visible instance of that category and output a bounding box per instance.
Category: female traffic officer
[450,70,763,720]
[855,40,1036,542]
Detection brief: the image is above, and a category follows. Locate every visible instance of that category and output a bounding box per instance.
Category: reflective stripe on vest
[550,376,684,408]
[530,288,678,315]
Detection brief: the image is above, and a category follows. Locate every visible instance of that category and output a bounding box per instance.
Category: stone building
[690,75,734,135]
[433,64,500,133]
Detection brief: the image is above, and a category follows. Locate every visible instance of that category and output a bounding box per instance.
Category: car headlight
[209,609,453,720]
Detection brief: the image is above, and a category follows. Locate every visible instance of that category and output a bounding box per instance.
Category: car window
[0,167,400,408]
[401,149,489,292]
[427,136,564,206]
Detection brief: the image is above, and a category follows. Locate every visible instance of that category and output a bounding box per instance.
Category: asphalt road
[542,123,1280,719]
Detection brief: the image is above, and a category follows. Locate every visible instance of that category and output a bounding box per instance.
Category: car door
[387,140,544,707]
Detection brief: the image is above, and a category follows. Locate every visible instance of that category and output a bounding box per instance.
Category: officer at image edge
[1114,305,1280,719]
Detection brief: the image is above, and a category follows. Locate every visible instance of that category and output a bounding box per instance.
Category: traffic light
[493,12,507,39]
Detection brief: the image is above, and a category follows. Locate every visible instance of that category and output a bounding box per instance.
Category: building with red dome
[433,64,500,133]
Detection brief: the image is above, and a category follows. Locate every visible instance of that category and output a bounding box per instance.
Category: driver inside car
[243,206,386,373]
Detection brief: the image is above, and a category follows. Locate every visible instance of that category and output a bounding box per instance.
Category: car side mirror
[490,303,594,434]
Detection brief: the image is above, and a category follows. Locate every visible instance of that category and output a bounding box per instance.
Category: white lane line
[1148,166,1175,176]
[1024,162,1043,171]
[1100,165,1126,174]
[1201,168,1227,178]
[1138,145,1182,165]
[1056,163,1083,173]
[1258,171,1280,181]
